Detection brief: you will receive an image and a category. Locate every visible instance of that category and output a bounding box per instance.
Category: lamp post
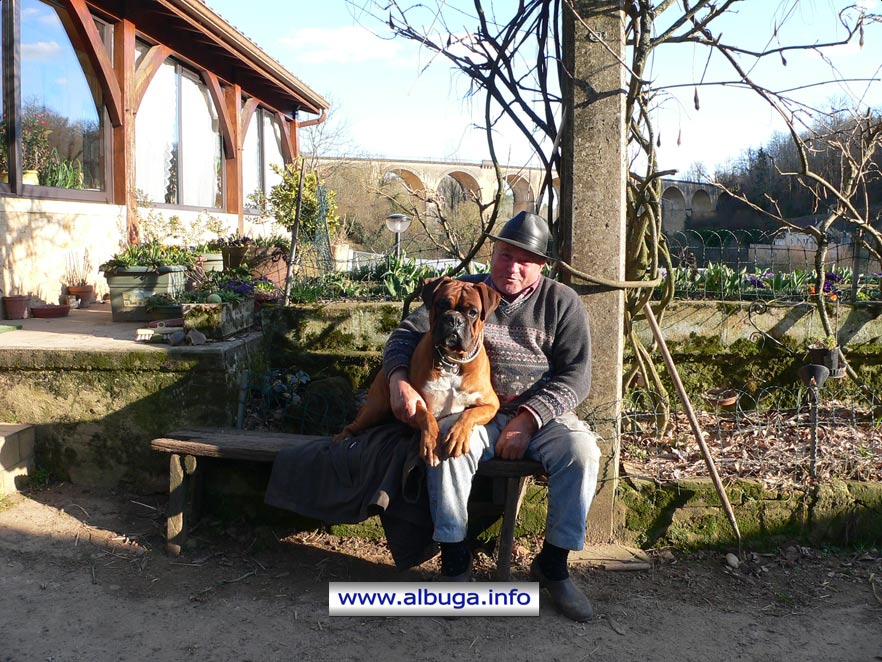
[385,213,411,260]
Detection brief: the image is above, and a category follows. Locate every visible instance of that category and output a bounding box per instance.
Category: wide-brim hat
[487,211,554,260]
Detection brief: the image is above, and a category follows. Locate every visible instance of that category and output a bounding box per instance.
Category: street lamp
[385,213,411,259]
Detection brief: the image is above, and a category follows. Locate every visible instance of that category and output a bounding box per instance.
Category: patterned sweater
[383,274,592,426]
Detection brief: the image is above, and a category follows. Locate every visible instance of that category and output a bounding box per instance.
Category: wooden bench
[150,428,544,580]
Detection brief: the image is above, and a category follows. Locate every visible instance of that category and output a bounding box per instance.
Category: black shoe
[441,555,472,582]
[530,558,593,622]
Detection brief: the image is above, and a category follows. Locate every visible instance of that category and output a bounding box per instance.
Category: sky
[204,0,882,178]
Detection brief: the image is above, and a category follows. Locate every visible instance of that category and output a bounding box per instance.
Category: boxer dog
[334,276,501,467]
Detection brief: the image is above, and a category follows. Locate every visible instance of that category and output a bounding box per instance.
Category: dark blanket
[264,422,436,569]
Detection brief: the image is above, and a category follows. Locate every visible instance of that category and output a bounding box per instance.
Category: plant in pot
[247,160,340,289]
[166,268,257,339]
[62,249,96,308]
[99,241,197,322]
[806,334,843,377]
[2,281,32,320]
[21,106,51,185]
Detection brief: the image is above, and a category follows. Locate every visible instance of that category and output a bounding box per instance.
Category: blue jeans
[426,411,601,551]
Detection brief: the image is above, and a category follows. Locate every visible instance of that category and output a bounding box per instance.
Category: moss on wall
[616,477,882,549]
[0,338,261,489]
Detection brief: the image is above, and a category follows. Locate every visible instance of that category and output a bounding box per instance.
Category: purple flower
[747,275,765,288]
[825,272,845,283]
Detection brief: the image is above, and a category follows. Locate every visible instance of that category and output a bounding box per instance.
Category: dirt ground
[1,483,881,662]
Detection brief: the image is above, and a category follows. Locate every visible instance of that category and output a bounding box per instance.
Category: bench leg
[496,475,529,581]
[166,453,200,556]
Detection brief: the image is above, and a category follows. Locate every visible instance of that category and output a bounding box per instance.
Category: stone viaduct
[316,156,719,233]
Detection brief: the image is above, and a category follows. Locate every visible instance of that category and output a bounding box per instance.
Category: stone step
[0,423,34,493]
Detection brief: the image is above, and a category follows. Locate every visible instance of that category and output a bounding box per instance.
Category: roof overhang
[91,0,329,119]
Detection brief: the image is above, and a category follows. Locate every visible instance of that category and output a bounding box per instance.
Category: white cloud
[279,26,404,65]
[22,41,62,61]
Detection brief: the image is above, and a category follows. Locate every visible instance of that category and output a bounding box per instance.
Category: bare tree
[349,0,882,401]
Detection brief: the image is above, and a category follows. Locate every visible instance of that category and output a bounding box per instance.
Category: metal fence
[617,384,882,488]
[663,229,882,303]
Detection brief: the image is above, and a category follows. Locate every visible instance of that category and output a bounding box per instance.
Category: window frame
[0,0,113,202]
[135,51,226,211]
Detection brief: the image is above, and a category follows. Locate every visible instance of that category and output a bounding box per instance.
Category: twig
[130,500,158,511]
[66,503,91,519]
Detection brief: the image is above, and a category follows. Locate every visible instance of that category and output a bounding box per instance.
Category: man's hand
[494,411,538,460]
[388,368,426,427]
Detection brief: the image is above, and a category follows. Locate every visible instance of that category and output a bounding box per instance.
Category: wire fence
[663,229,882,303]
[617,384,882,488]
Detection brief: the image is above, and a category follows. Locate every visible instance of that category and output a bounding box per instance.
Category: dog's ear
[474,282,502,320]
[421,276,450,308]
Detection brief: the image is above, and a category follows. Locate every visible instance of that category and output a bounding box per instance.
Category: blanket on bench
[264,422,436,569]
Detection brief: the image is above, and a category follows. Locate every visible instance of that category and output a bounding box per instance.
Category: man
[383,211,601,622]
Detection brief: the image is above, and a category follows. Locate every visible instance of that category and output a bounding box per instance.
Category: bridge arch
[440,169,482,202]
[691,189,714,219]
[386,168,426,196]
[662,186,688,233]
[506,174,535,215]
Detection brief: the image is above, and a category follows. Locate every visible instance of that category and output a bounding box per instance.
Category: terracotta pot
[2,295,31,320]
[66,284,95,308]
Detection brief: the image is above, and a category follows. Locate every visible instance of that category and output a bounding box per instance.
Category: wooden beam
[239,97,260,150]
[61,0,123,127]
[202,71,234,159]
[224,83,243,223]
[113,19,137,241]
[275,110,293,164]
[134,44,172,111]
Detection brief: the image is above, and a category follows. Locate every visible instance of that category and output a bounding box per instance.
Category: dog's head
[421,276,502,357]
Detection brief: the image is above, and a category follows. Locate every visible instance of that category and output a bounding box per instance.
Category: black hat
[488,211,553,260]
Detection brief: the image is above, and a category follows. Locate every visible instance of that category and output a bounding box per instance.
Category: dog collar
[435,332,483,373]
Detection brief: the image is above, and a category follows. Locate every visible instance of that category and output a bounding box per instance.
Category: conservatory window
[241,106,284,207]
[3,0,108,191]
[135,56,223,208]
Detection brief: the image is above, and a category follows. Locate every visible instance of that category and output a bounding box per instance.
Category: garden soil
[1,483,880,662]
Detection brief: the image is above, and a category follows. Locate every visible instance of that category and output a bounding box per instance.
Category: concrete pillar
[560,1,626,544]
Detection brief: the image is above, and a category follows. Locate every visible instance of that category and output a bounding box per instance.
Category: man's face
[490,242,546,297]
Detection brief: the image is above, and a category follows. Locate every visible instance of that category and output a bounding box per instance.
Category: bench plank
[151,429,324,462]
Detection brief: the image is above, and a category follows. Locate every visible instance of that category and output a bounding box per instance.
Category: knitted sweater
[383,274,592,426]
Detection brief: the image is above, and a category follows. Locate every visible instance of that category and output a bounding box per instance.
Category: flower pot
[22,170,39,185]
[31,304,70,318]
[105,266,188,322]
[807,347,844,378]
[248,247,289,290]
[66,284,95,308]
[181,298,254,339]
[221,246,249,270]
[2,295,31,319]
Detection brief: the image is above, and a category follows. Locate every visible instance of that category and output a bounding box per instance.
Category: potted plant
[99,241,196,322]
[2,282,32,320]
[807,334,843,376]
[62,250,96,308]
[161,268,257,339]
[21,106,51,185]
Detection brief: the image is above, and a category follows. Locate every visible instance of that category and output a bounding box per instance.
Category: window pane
[180,74,221,207]
[20,0,105,190]
[263,112,283,191]
[135,60,177,203]
[242,109,260,204]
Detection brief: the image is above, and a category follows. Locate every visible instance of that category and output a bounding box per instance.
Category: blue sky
[204,1,882,177]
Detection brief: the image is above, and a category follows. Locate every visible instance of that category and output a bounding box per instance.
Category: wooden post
[113,19,137,243]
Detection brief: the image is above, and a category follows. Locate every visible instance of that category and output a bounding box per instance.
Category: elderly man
[383,211,601,622]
